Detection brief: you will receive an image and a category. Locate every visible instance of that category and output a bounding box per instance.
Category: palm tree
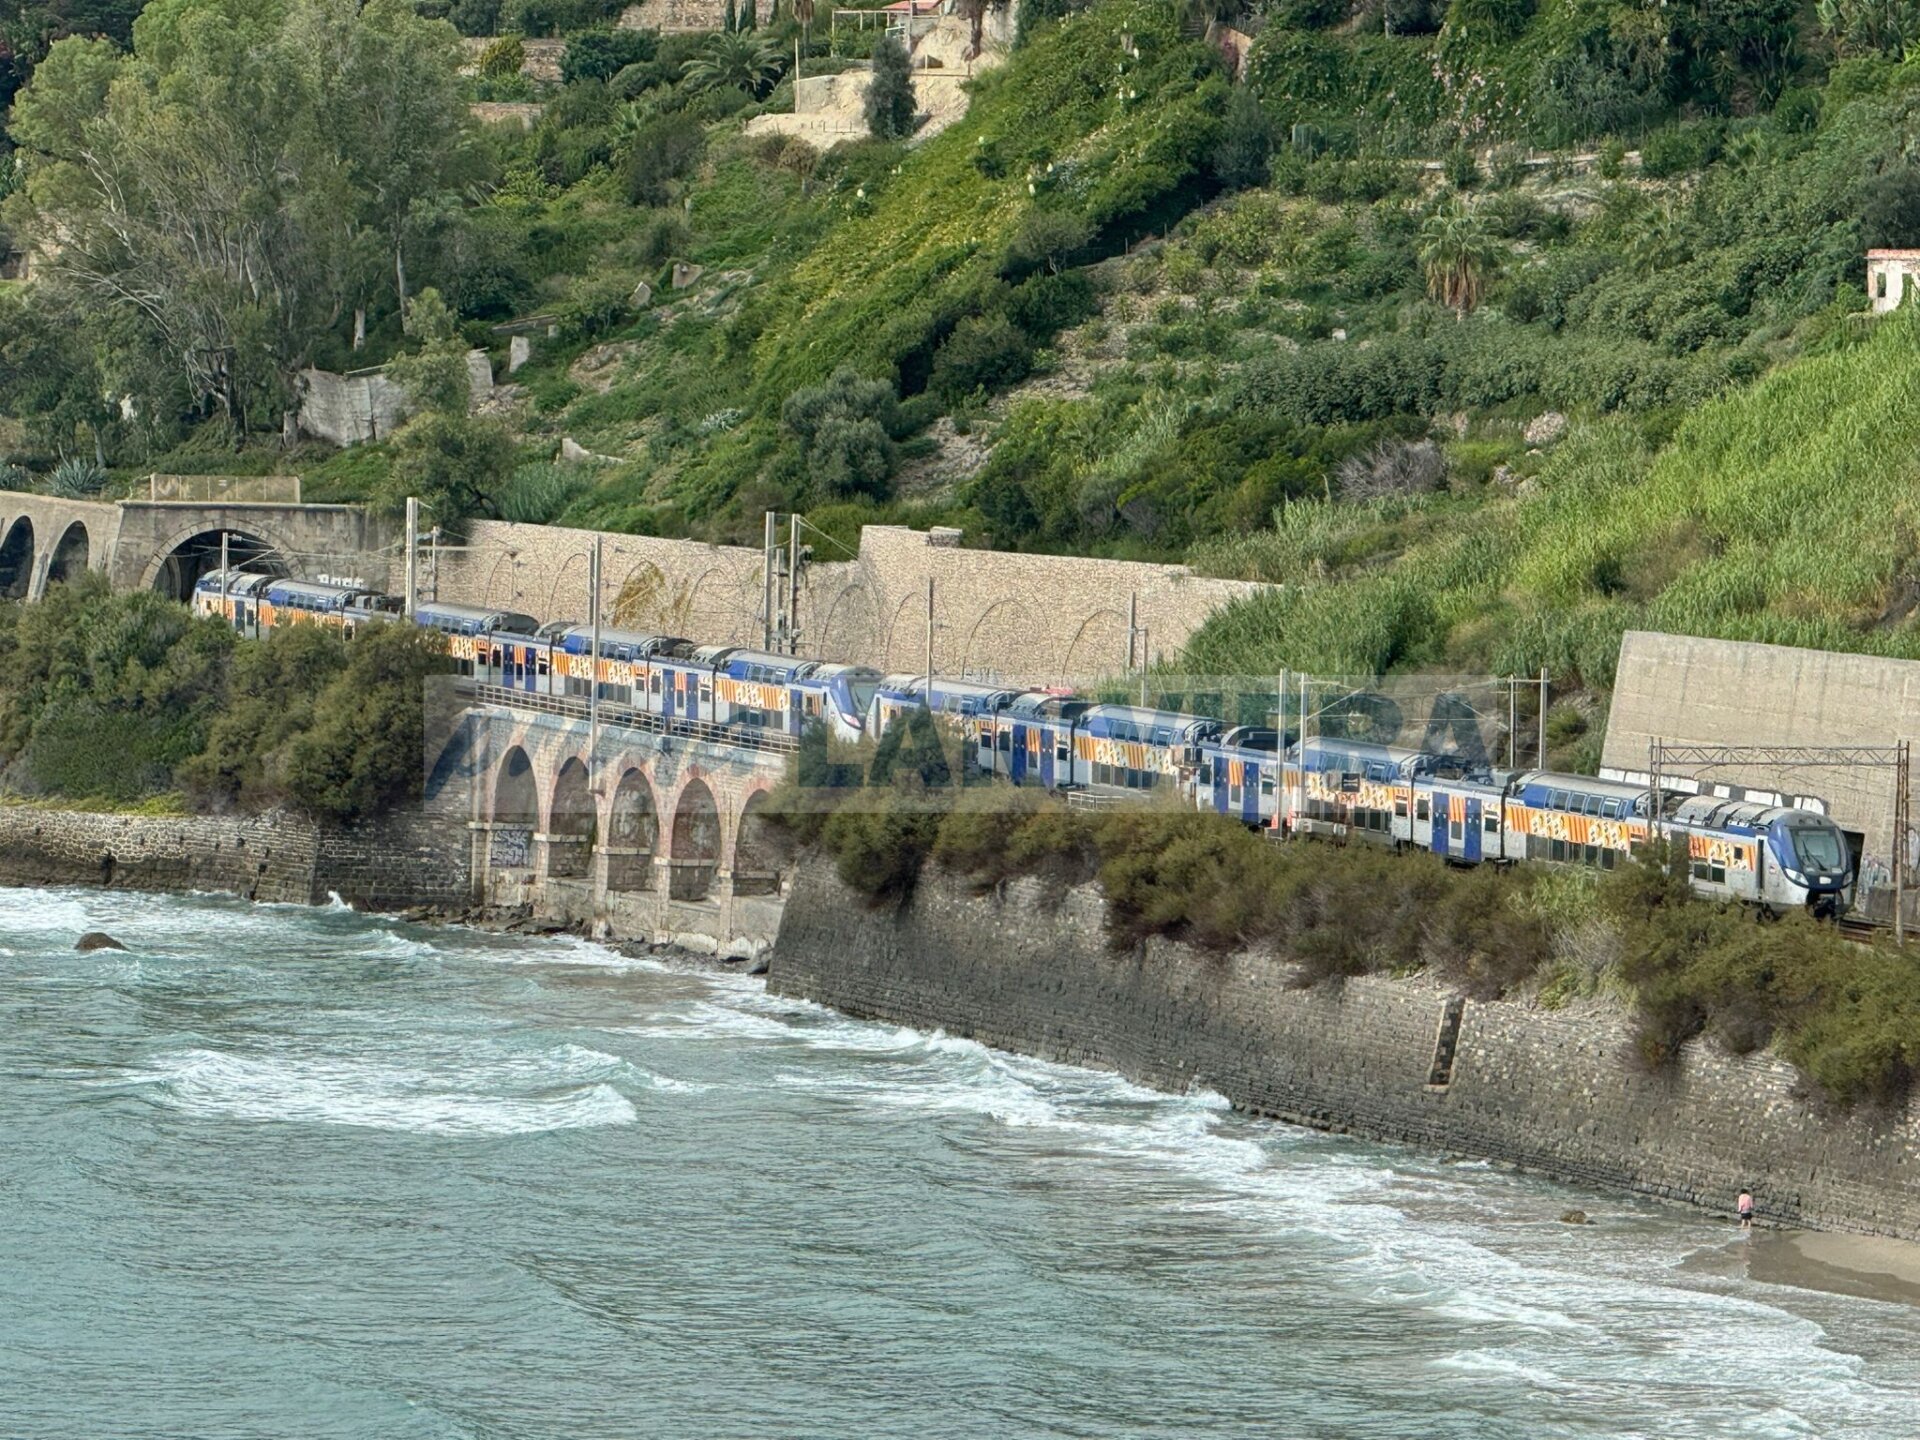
[1418,202,1503,316]
[682,31,785,98]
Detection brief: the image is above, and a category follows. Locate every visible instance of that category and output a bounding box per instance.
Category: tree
[284,622,450,820]
[1863,166,1920,249]
[864,32,915,140]
[385,287,472,415]
[6,0,474,436]
[387,412,514,532]
[681,29,783,95]
[1211,83,1271,191]
[560,26,654,84]
[781,366,901,499]
[1417,202,1502,315]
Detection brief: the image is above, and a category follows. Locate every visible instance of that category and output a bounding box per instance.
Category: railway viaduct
[430,687,793,955]
[0,489,398,601]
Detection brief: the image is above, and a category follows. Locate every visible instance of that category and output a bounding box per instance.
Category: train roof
[1669,796,1841,831]
[1082,703,1221,733]
[1512,770,1650,800]
[413,601,540,635]
[1209,726,1283,753]
[878,674,1017,698]
[556,624,692,655]
[193,569,277,596]
[1007,692,1088,719]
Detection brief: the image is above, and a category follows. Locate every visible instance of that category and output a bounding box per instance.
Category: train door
[1039,724,1055,788]
[1211,757,1230,816]
[1010,722,1029,785]
[1463,797,1483,862]
[1433,791,1456,858]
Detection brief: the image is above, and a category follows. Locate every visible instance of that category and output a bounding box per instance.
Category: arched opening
[46,521,90,587]
[607,767,659,891]
[490,746,539,871]
[150,528,287,602]
[733,789,786,896]
[669,778,720,901]
[547,756,594,880]
[0,516,35,598]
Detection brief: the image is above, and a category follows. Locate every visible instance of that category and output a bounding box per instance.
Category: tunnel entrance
[150,528,286,601]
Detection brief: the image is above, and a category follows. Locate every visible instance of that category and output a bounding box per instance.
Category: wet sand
[1745,1230,1920,1308]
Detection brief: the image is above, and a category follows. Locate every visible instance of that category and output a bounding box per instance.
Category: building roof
[1867,249,1920,259]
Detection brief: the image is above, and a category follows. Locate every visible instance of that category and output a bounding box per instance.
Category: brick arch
[493,744,541,824]
[732,780,785,896]
[0,514,35,599]
[667,773,721,901]
[604,765,660,892]
[47,520,92,586]
[546,754,594,879]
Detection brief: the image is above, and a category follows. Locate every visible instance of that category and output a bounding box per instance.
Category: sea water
[4,885,1920,1439]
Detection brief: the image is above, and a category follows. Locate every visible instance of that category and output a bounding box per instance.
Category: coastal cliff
[770,858,1920,1240]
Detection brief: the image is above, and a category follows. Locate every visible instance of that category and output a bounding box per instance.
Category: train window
[700,684,713,705]
[1416,796,1431,821]
[1200,763,1214,785]
[1602,799,1623,818]
[1395,796,1408,818]
[1449,817,1464,842]
[978,732,993,752]
[1261,776,1275,796]
[1484,813,1499,834]
[1584,796,1603,815]
[1550,790,1570,809]
[1056,740,1071,762]
[1228,782,1242,805]
[998,730,1012,753]
[536,653,550,676]
[1600,849,1618,870]
[651,672,664,695]
[1550,838,1569,862]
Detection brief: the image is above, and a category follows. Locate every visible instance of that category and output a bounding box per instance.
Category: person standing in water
[1737,1190,1755,1230]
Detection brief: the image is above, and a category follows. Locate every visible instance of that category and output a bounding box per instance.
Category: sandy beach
[1745,1230,1920,1308]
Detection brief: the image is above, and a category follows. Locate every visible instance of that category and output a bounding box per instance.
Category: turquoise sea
[6,885,1920,1439]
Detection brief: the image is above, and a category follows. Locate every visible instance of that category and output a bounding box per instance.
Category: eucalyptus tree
[5,0,473,439]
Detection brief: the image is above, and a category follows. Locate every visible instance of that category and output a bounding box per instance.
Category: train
[191,569,1859,918]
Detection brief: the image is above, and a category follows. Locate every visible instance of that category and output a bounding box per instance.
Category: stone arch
[961,595,1038,680]
[490,745,540,871]
[733,787,786,896]
[484,552,518,609]
[0,515,34,599]
[668,776,721,901]
[546,549,589,625]
[611,559,670,630]
[812,579,876,664]
[682,562,757,642]
[1058,606,1130,686]
[144,524,295,601]
[546,756,594,879]
[46,520,90,587]
[606,767,659,891]
[882,592,929,673]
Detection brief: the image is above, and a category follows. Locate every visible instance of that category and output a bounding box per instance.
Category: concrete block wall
[1604,630,1920,917]
[771,859,1920,1238]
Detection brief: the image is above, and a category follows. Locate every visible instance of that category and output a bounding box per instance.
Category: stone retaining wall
[0,805,472,912]
[770,860,1920,1238]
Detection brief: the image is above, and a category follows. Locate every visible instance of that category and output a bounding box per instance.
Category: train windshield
[847,676,879,714]
[1785,821,1846,872]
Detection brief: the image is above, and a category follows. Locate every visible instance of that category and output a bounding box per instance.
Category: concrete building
[1867,248,1920,314]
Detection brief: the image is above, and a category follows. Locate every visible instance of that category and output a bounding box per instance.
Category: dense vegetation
[780,718,1920,1108]
[6,0,1920,714]
[0,579,450,817]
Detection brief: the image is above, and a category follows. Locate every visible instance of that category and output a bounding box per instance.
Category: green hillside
[6,0,1920,725]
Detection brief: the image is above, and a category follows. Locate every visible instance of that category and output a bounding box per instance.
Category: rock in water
[75,931,127,953]
[1560,1209,1589,1225]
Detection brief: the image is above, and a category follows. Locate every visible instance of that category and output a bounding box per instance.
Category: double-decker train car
[187,564,1858,917]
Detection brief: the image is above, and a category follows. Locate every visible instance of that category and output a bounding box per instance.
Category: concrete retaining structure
[771,860,1920,1238]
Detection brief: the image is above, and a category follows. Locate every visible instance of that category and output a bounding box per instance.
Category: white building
[1866,248,1920,313]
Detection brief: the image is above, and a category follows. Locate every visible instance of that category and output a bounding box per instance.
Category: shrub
[1003,209,1093,281]
[478,36,525,79]
[930,314,1033,400]
[1212,85,1273,192]
[562,28,656,85]
[493,462,586,524]
[48,457,108,498]
[621,113,705,205]
[1335,439,1447,500]
[782,367,902,499]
